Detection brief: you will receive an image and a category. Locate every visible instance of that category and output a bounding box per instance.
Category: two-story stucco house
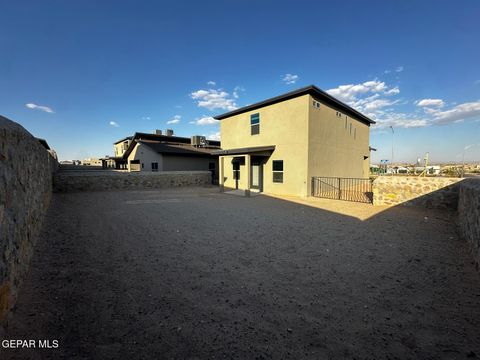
[213,85,375,197]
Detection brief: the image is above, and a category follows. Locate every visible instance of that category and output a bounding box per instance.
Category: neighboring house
[111,130,220,175]
[82,158,103,166]
[111,135,134,169]
[36,137,58,161]
[213,85,375,197]
[414,165,441,175]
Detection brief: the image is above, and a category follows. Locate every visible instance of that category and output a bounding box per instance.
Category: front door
[251,162,263,191]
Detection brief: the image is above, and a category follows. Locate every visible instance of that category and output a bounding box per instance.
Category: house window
[354,128,356,140]
[336,111,342,118]
[312,100,320,109]
[350,123,352,134]
[345,117,347,129]
[151,162,158,171]
[272,160,283,183]
[233,162,240,180]
[250,113,260,135]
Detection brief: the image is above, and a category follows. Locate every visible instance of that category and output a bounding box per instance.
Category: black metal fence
[311,176,373,203]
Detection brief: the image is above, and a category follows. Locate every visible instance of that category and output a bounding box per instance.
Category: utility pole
[390,126,394,175]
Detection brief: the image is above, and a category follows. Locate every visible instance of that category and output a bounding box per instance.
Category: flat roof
[139,141,217,157]
[214,85,375,125]
[114,133,221,147]
[113,136,133,145]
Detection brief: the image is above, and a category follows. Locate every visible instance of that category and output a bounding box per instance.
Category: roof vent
[154,129,162,135]
[166,129,174,136]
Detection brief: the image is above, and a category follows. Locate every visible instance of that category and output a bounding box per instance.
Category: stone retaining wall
[0,116,57,330]
[373,176,463,209]
[53,171,212,192]
[457,179,480,270]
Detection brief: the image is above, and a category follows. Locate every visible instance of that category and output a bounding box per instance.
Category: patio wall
[53,171,212,192]
[457,179,480,270]
[0,116,57,331]
[372,176,463,209]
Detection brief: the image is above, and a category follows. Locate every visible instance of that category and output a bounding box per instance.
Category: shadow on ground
[2,187,479,359]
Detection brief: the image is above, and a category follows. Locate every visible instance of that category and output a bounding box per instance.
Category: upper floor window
[336,111,342,118]
[251,113,260,135]
[312,100,321,109]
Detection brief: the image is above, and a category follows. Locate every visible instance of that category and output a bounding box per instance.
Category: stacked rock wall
[0,116,57,329]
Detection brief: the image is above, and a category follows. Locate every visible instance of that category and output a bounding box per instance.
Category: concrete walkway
[3,188,480,359]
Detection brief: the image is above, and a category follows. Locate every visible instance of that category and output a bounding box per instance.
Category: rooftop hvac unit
[154,129,162,135]
[191,135,207,147]
[166,129,174,136]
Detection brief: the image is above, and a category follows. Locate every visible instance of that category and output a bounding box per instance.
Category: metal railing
[311,176,373,203]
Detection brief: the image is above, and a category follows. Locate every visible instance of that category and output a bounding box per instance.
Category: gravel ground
[2,188,480,359]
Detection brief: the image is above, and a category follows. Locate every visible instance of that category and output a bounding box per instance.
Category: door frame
[250,160,263,192]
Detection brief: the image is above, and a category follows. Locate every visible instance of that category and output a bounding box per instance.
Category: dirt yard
[3,188,480,359]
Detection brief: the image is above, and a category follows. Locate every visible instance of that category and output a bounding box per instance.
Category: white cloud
[207,131,221,141]
[190,88,237,111]
[327,80,392,103]
[207,81,216,86]
[142,116,151,120]
[25,103,54,113]
[328,80,427,129]
[109,121,119,127]
[282,73,299,85]
[363,99,399,112]
[233,86,245,99]
[325,78,476,128]
[194,116,218,125]
[396,66,404,72]
[167,115,181,124]
[431,100,480,125]
[417,99,444,107]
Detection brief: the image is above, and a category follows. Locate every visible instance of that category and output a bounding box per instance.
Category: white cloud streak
[25,103,54,113]
[282,74,298,84]
[417,99,444,107]
[431,101,480,125]
[327,79,480,129]
[194,116,218,125]
[167,115,181,124]
[109,121,119,127]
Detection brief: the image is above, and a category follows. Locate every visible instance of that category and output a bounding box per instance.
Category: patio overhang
[212,145,275,157]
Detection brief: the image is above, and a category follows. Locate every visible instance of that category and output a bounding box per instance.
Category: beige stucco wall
[114,139,131,157]
[162,155,217,172]
[307,95,371,193]
[220,95,310,196]
[127,143,163,171]
[128,143,217,173]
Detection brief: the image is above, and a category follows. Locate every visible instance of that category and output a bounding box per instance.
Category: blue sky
[1,0,479,163]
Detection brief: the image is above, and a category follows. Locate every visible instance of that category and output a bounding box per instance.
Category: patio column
[219,156,225,192]
[245,154,251,197]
